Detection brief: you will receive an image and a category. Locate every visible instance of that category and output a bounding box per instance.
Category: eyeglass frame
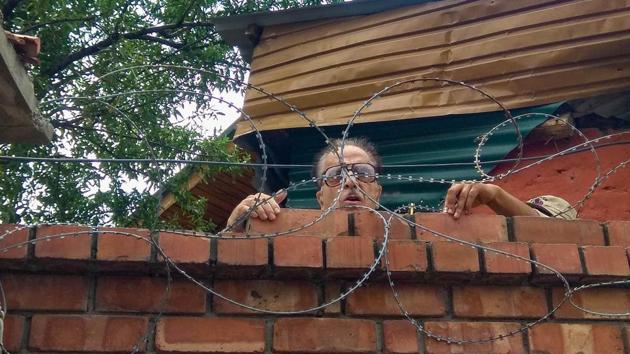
[319,162,378,187]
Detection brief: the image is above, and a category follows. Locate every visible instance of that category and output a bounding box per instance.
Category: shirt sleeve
[526,195,577,220]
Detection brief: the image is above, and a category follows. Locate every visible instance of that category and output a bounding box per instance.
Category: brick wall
[1,210,629,353]
[488,128,630,221]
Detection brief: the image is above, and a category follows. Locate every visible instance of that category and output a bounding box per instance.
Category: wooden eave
[158,168,256,230]
[0,22,52,144]
[214,0,630,138]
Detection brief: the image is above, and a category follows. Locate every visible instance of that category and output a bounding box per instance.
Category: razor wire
[0,65,629,352]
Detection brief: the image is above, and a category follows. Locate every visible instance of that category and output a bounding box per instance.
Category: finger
[260,201,277,220]
[454,184,472,218]
[445,184,464,214]
[274,189,288,205]
[267,198,281,214]
[240,198,258,216]
[464,184,480,214]
[255,205,268,220]
[248,193,271,219]
[266,190,286,214]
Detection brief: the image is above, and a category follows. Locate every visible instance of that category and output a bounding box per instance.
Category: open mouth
[342,193,363,205]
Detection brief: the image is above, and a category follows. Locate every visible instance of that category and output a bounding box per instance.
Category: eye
[324,166,342,178]
[352,164,376,182]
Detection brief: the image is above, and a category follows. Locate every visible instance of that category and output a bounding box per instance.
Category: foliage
[0,0,341,229]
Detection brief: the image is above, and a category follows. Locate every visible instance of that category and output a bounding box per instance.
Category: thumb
[274,189,288,204]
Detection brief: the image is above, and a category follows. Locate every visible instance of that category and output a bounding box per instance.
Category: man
[226,137,575,227]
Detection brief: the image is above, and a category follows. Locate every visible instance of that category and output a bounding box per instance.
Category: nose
[342,170,359,188]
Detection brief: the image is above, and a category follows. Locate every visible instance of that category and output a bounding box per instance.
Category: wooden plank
[247,9,630,105]
[250,0,628,86]
[253,0,471,60]
[0,28,52,143]
[240,29,630,123]
[238,57,630,133]
[251,0,562,70]
[190,186,238,215]
[236,0,630,137]
[259,16,356,40]
[243,36,630,124]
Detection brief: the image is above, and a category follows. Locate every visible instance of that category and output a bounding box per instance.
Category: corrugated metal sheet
[285,104,560,209]
[230,0,630,137]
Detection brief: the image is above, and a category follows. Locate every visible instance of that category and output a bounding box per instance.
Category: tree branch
[176,0,198,26]
[136,34,185,49]
[19,16,97,34]
[44,21,215,77]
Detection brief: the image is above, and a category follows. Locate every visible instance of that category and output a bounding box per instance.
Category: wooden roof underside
[159,169,257,230]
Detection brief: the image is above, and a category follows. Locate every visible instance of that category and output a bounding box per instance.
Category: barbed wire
[0,65,629,352]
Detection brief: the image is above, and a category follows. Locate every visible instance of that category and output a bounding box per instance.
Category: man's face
[316,145,382,210]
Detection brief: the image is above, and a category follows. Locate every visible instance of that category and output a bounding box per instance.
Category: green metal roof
[284,103,561,210]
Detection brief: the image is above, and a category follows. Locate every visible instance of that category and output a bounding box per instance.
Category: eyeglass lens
[323,163,376,187]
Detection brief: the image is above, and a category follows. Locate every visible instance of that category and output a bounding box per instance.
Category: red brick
[217,238,268,266]
[551,287,630,320]
[415,213,508,242]
[96,227,151,262]
[453,286,547,318]
[248,208,347,238]
[213,280,317,314]
[582,246,630,277]
[3,315,24,352]
[35,225,92,259]
[483,242,531,277]
[383,320,418,354]
[96,276,206,313]
[273,235,322,269]
[528,323,624,354]
[273,318,376,353]
[353,210,413,240]
[383,212,415,240]
[431,241,479,274]
[158,231,210,264]
[29,315,148,352]
[1,273,88,311]
[323,281,342,314]
[513,216,604,245]
[346,283,445,316]
[608,220,630,246]
[0,224,29,259]
[156,317,265,353]
[424,321,524,354]
[531,243,583,278]
[326,237,374,271]
[382,240,427,275]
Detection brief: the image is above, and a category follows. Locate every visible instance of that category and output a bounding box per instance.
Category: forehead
[320,145,374,171]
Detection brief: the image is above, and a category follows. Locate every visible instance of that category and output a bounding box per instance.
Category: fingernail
[448,208,454,214]
[275,208,280,213]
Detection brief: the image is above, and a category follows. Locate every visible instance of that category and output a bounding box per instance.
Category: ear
[316,188,324,209]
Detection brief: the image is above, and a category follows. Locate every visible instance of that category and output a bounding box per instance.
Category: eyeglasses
[321,163,377,187]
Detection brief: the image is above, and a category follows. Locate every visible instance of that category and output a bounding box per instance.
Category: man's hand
[226,190,288,227]
[444,183,500,219]
[444,183,538,219]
